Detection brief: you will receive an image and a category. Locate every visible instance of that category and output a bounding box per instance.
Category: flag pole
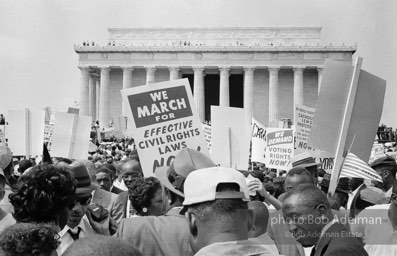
[329,57,363,196]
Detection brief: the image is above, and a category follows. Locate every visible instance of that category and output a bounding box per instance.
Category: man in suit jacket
[92,186,124,224]
[282,184,368,256]
[116,206,193,256]
[110,185,124,194]
[115,148,216,256]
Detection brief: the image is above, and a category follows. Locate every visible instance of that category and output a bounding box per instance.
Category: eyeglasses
[67,196,92,209]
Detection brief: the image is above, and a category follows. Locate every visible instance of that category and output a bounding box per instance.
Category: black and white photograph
[0,0,396,255]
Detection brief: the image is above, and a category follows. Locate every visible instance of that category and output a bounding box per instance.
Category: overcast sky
[0,0,396,126]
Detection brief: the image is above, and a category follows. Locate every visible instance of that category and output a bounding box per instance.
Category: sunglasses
[67,196,92,209]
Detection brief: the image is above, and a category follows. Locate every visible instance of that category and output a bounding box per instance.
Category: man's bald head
[63,235,142,256]
[284,167,315,192]
[121,160,143,188]
[248,201,269,238]
[122,160,143,175]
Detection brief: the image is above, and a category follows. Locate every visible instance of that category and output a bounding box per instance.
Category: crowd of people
[76,39,313,49]
[0,130,397,255]
[377,124,397,142]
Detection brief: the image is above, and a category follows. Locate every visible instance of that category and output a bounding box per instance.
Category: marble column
[88,74,96,119]
[169,66,180,80]
[317,67,323,94]
[219,67,230,106]
[268,66,280,126]
[293,66,305,108]
[99,67,110,127]
[244,67,255,121]
[193,67,205,122]
[122,67,134,116]
[79,67,90,116]
[145,66,156,84]
[95,79,100,121]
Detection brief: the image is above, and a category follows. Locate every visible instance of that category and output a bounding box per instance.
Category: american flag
[340,152,383,183]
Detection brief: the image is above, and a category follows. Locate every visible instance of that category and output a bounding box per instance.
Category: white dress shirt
[57,215,95,255]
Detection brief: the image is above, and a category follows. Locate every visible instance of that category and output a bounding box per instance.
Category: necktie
[310,247,316,256]
[67,227,82,240]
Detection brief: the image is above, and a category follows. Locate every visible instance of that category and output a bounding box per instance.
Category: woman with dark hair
[129,177,164,216]
[0,222,60,256]
[9,164,76,229]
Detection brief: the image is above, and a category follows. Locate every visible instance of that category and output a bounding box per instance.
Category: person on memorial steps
[116,148,215,256]
[282,184,368,256]
[180,166,276,256]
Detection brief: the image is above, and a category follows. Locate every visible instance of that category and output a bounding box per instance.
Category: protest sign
[309,57,386,194]
[121,78,209,177]
[7,109,45,156]
[369,143,386,164]
[51,112,92,159]
[264,128,294,170]
[43,124,54,150]
[202,123,212,153]
[211,106,250,170]
[67,107,79,114]
[251,118,266,164]
[294,105,315,153]
[313,150,334,173]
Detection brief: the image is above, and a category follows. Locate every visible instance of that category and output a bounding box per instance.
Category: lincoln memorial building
[74,27,356,127]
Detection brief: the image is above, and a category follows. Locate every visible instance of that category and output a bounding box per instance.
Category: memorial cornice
[74,44,357,53]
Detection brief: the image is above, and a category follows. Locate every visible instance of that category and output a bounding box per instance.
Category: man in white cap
[181,167,277,255]
[116,148,215,256]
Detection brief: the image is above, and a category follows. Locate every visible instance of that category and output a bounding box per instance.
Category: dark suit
[92,187,124,224]
[313,223,368,256]
[268,210,349,256]
[117,191,129,218]
[115,207,194,256]
[111,185,124,194]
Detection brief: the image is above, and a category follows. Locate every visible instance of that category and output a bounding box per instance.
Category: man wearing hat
[116,148,215,256]
[319,173,351,209]
[350,179,397,255]
[57,164,117,255]
[370,155,397,197]
[181,167,275,256]
[73,160,124,224]
[291,151,320,185]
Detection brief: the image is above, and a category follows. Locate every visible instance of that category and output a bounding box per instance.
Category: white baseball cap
[181,167,250,211]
